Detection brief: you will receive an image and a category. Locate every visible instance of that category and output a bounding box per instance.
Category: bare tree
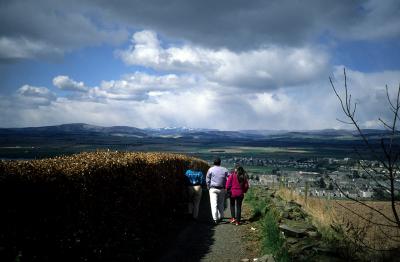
[329,68,400,251]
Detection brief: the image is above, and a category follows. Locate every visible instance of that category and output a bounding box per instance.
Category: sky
[1,0,400,130]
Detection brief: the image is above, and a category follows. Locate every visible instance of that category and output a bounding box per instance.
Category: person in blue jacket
[185,161,205,220]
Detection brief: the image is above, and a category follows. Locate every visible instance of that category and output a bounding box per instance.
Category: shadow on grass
[159,188,216,261]
[248,211,263,222]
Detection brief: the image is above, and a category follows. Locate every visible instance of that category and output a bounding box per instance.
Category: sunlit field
[277,188,400,251]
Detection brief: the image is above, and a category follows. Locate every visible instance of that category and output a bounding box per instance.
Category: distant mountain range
[1,123,395,160]
[0,123,389,140]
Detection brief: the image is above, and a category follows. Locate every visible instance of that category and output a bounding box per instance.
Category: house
[259,175,279,187]
[360,190,374,198]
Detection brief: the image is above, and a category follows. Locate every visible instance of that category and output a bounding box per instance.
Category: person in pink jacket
[226,166,249,225]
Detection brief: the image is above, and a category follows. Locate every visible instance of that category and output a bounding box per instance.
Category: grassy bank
[245,187,290,262]
[276,187,400,260]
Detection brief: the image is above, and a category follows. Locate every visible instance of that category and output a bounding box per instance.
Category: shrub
[0,151,208,262]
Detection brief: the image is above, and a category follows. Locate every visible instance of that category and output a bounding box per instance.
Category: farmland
[0,123,385,161]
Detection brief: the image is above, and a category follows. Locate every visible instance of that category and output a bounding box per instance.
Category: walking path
[160,190,259,262]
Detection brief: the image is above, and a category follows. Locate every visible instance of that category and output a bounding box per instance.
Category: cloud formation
[17,85,55,99]
[329,67,400,125]
[0,0,128,61]
[11,85,57,108]
[1,0,399,61]
[93,0,400,50]
[0,36,63,60]
[116,30,330,90]
[2,67,399,130]
[1,1,400,129]
[336,0,400,41]
[53,75,88,92]
[87,72,198,101]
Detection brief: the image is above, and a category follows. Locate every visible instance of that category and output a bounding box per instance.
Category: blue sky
[1,0,400,130]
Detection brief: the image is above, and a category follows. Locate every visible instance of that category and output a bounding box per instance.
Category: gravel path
[160,189,258,262]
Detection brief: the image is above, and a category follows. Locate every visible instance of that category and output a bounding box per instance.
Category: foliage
[245,187,268,221]
[0,151,209,262]
[318,177,326,189]
[245,188,290,261]
[261,210,290,262]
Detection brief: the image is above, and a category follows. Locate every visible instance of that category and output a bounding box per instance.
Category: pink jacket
[226,171,249,198]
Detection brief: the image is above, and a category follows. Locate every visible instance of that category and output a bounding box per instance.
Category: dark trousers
[230,196,244,222]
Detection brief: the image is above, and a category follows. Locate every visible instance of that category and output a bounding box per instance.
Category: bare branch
[349,230,399,252]
[386,85,397,111]
[352,102,357,118]
[377,223,400,242]
[334,200,398,228]
[336,118,355,125]
[379,118,393,131]
[356,160,392,191]
[330,77,349,116]
[332,180,398,224]
[353,148,389,179]
[332,70,393,171]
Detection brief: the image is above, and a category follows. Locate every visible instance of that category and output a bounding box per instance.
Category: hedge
[0,151,209,262]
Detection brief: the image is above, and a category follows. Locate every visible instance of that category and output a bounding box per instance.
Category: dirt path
[160,190,260,262]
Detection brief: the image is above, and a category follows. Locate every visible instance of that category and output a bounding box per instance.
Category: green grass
[245,187,290,261]
[245,187,268,220]
[261,210,290,262]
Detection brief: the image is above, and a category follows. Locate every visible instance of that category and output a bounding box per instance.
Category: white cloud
[53,75,88,92]
[2,61,400,130]
[80,72,198,101]
[17,85,55,99]
[0,80,335,129]
[329,67,400,128]
[14,85,57,107]
[116,30,330,90]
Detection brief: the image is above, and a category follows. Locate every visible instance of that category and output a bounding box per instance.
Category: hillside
[0,123,393,160]
[0,123,389,139]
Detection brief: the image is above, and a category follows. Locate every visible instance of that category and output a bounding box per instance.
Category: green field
[0,143,357,161]
[0,131,365,162]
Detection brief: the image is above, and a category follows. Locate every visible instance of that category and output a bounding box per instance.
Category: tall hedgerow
[0,151,208,262]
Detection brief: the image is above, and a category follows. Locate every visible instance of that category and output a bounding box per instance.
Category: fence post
[290,183,293,200]
[305,181,309,205]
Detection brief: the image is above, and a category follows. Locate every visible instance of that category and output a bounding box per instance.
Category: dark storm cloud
[95,0,359,49]
[94,0,400,50]
[1,0,400,61]
[0,0,128,61]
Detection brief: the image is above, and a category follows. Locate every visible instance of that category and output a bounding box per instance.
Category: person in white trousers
[206,157,228,224]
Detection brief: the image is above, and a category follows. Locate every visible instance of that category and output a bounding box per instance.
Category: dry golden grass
[277,188,400,251]
[0,151,209,177]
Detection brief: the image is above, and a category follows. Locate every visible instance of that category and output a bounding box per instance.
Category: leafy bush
[0,151,208,262]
